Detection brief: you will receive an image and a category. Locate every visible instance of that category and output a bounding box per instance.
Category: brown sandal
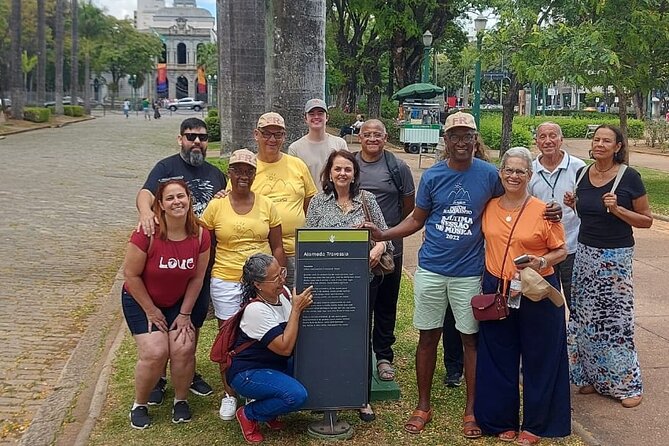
[404,408,432,434]
[516,430,541,445]
[498,430,517,442]
[578,385,597,395]
[463,414,482,439]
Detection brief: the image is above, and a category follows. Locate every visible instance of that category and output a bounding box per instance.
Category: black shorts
[191,268,211,328]
[122,290,182,335]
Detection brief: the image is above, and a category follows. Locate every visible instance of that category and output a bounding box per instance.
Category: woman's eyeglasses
[158,175,185,183]
[183,133,209,142]
[501,168,529,177]
[261,267,288,283]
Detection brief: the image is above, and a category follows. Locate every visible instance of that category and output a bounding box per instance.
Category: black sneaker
[444,374,463,388]
[129,406,150,429]
[148,377,167,405]
[172,401,192,424]
[190,373,213,396]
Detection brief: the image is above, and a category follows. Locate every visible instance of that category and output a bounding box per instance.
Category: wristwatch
[539,256,548,269]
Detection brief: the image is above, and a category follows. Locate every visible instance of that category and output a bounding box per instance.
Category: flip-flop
[463,414,482,439]
[404,408,432,434]
[376,359,396,381]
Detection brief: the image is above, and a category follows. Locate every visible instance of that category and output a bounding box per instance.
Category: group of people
[120,103,652,445]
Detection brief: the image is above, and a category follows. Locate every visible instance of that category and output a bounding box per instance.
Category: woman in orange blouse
[474,147,570,445]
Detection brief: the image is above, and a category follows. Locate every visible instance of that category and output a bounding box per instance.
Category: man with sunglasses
[252,112,317,290]
[136,117,227,405]
[288,98,348,191]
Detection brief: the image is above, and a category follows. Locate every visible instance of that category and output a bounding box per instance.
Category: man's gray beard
[181,148,205,166]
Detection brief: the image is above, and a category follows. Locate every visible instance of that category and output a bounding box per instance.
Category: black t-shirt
[143,153,227,217]
[575,166,646,248]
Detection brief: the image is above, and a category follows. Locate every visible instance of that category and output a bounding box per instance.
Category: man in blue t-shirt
[365,112,501,437]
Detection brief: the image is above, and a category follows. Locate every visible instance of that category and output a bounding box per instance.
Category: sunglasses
[158,175,185,183]
[183,133,209,142]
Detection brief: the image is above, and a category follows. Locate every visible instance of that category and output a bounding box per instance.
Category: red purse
[471,196,530,322]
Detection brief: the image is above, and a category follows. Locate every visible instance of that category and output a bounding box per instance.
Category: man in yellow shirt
[252,112,317,289]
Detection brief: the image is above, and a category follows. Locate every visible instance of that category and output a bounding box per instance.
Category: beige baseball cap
[520,267,564,307]
[257,112,285,129]
[304,98,327,113]
[444,111,477,131]
[229,149,257,168]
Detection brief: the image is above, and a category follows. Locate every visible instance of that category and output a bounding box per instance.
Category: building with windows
[133,0,215,100]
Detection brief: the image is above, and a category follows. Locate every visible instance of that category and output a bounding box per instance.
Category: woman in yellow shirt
[200,149,286,421]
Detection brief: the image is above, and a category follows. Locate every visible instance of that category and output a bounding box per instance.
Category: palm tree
[10,0,24,119]
[54,0,65,115]
[217,0,266,154]
[270,0,325,144]
[79,2,109,114]
[70,0,79,105]
[37,0,46,106]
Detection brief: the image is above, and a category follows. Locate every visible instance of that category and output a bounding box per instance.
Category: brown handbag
[361,192,395,275]
[471,196,530,321]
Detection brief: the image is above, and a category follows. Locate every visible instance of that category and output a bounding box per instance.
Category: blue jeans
[230,368,307,422]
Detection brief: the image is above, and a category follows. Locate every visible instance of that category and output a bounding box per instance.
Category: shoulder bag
[361,192,395,275]
[471,196,530,321]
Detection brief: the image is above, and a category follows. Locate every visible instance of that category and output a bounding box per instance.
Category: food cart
[398,101,442,154]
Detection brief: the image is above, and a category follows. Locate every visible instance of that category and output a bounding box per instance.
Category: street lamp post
[421,30,433,84]
[129,74,137,117]
[473,15,487,130]
[207,74,217,108]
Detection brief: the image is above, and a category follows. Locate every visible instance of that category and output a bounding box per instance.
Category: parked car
[44,96,84,107]
[167,97,205,111]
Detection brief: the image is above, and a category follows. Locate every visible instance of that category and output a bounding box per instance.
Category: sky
[91,0,216,21]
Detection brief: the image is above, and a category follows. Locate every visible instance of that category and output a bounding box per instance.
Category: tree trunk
[617,88,630,164]
[37,0,46,106]
[83,49,91,115]
[70,0,79,104]
[10,0,24,119]
[219,0,266,154]
[500,73,520,156]
[54,0,64,115]
[633,90,644,119]
[270,0,326,146]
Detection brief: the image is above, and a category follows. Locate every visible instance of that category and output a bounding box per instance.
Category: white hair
[502,147,533,173]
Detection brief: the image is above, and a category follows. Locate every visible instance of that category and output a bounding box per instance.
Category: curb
[18,268,125,446]
[0,116,95,136]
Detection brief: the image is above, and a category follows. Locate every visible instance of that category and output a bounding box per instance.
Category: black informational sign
[294,228,370,410]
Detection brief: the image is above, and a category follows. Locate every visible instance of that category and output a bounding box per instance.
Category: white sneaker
[219,394,237,421]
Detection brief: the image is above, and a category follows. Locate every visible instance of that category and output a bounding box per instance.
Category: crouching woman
[228,253,314,443]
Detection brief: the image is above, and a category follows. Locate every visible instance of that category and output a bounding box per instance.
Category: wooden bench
[585,124,599,139]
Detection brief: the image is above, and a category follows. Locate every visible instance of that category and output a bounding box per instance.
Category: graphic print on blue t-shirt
[416,158,501,277]
[436,183,474,240]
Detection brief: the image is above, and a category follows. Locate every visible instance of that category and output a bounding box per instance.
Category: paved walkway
[0,113,189,445]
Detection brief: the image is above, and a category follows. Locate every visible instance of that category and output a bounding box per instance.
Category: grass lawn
[633,167,669,216]
[88,276,586,446]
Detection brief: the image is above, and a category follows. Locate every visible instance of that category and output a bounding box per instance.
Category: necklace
[501,196,528,222]
[256,291,280,306]
[594,162,615,173]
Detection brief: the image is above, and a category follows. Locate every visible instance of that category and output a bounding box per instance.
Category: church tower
[136,0,165,29]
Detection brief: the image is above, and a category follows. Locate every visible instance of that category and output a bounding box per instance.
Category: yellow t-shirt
[200,194,282,281]
[252,154,317,255]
